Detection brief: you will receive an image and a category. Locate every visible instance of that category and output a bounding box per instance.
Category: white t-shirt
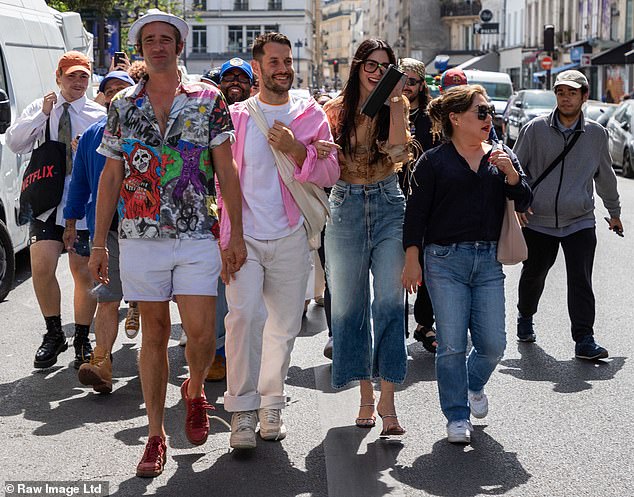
[241,96,304,240]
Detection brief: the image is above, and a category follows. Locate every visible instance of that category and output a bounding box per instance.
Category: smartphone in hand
[604,217,624,237]
[114,51,126,66]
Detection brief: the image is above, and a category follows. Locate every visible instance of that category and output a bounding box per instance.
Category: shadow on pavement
[498,343,626,393]
[312,425,403,497]
[394,426,531,496]
[109,439,327,497]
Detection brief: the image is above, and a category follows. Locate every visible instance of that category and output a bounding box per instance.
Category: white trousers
[224,228,311,412]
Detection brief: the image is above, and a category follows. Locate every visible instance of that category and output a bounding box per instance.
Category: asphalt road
[1,177,633,497]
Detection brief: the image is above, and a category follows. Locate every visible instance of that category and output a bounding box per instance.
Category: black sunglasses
[405,77,423,86]
[473,104,496,120]
[362,59,389,74]
[221,73,251,84]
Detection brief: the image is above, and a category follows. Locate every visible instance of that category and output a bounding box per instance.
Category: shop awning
[532,62,579,81]
[427,52,485,73]
[456,52,500,71]
[592,39,634,65]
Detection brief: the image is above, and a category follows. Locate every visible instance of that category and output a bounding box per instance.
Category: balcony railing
[440,0,482,17]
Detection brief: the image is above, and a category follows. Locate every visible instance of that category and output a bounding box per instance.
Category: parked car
[504,89,556,147]
[583,100,617,127]
[606,100,634,177]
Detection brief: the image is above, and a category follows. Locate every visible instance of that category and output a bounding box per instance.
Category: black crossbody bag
[18,118,66,225]
[530,130,581,190]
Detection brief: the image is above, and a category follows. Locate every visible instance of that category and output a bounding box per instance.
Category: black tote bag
[18,119,66,225]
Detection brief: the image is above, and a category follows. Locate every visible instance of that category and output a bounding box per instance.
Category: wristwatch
[390,96,401,103]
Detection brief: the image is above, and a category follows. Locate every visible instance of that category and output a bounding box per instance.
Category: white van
[463,70,514,138]
[0,0,86,300]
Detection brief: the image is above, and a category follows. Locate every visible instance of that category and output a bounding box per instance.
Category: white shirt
[241,96,304,240]
[6,93,106,228]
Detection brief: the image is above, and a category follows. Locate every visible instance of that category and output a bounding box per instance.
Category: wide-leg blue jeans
[424,242,506,422]
[325,174,407,389]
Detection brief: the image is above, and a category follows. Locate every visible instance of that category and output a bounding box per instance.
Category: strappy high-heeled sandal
[377,411,405,437]
[355,403,376,428]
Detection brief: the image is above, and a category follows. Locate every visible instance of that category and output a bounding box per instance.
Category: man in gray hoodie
[513,70,622,360]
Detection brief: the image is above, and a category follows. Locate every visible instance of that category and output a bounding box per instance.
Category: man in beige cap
[6,51,105,372]
[514,69,622,360]
[90,9,245,478]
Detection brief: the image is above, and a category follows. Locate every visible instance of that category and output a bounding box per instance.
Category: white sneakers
[230,408,287,449]
[468,389,489,419]
[230,410,258,449]
[258,408,287,441]
[447,420,474,444]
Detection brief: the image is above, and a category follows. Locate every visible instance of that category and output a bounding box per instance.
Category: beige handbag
[497,199,528,265]
[245,97,330,250]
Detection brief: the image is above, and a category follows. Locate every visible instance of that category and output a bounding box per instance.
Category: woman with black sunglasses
[402,85,532,444]
[322,39,412,436]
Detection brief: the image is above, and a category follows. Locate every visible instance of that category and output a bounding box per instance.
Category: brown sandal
[355,403,376,428]
[378,412,405,437]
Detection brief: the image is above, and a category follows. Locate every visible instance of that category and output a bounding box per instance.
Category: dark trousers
[317,230,332,336]
[405,249,435,331]
[517,227,596,342]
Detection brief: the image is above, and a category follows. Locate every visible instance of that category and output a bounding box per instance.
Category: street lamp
[294,38,307,88]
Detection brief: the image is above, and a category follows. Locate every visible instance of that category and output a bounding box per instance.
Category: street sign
[580,54,592,67]
[541,56,553,70]
[474,22,499,34]
[480,9,493,22]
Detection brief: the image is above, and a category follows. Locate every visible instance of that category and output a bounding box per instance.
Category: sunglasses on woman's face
[362,59,389,74]
[473,104,496,120]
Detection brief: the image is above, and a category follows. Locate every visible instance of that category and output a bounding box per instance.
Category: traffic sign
[480,9,493,22]
[541,56,553,70]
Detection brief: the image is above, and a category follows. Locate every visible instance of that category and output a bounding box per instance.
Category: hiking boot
[73,326,92,369]
[78,345,113,394]
[258,408,287,441]
[34,330,68,369]
[125,305,140,339]
[136,436,167,478]
[230,410,258,449]
[468,389,489,419]
[517,314,536,342]
[180,378,214,445]
[205,355,226,382]
[575,336,609,360]
[447,419,473,444]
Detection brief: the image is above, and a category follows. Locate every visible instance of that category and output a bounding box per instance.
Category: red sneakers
[136,436,167,478]
[181,378,214,445]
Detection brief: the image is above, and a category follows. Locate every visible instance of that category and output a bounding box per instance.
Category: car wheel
[0,220,15,301]
[623,149,634,178]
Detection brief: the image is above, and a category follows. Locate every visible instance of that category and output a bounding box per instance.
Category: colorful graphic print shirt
[98,78,234,240]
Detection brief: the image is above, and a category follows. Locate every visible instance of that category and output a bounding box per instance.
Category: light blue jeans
[325,174,407,389]
[424,242,506,422]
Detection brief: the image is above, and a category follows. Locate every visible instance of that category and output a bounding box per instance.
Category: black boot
[73,324,92,369]
[34,316,68,369]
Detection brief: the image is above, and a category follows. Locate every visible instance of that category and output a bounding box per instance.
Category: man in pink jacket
[217,32,339,449]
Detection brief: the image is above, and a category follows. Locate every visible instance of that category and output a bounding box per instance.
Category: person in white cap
[514,69,622,360]
[90,9,246,478]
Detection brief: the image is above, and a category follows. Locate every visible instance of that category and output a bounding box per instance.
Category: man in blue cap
[219,57,254,104]
[63,69,135,395]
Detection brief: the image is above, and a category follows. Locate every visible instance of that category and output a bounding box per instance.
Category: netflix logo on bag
[21,164,57,191]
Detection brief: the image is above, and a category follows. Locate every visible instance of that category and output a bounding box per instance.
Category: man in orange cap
[6,51,105,372]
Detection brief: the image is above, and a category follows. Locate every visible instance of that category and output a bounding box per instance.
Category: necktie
[58,102,72,175]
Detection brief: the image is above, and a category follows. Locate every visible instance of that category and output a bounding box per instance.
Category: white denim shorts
[119,238,221,301]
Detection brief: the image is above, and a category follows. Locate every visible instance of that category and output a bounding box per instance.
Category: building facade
[183,0,315,87]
